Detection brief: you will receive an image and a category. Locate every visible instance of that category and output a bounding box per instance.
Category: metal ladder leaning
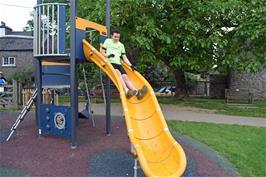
[6,89,38,142]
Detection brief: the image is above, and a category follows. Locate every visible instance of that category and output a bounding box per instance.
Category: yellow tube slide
[83,40,187,177]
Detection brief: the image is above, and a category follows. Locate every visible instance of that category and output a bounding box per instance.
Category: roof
[0,21,33,38]
[6,31,33,36]
[0,37,33,51]
[0,25,12,31]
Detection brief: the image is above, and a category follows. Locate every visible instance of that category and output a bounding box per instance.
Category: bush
[9,67,34,88]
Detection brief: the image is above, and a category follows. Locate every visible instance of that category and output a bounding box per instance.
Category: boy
[101,30,147,99]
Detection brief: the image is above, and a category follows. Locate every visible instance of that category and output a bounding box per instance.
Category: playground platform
[0,112,240,177]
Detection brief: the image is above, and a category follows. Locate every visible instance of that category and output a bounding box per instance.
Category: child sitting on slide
[100,30,147,99]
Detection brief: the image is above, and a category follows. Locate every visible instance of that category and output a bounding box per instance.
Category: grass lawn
[58,96,120,104]
[159,97,266,118]
[0,107,21,112]
[59,96,86,103]
[168,120,266,177]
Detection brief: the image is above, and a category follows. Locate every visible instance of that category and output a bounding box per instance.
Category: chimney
[1,21,5,27]
[0,22,12,37]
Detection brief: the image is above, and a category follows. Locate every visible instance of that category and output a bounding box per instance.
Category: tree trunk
[173,69,188,99]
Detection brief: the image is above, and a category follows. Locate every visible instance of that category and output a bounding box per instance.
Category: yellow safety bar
[42,61,70,66]
[75,17,107,36]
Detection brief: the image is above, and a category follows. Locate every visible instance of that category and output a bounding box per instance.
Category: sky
[0,0,36,31]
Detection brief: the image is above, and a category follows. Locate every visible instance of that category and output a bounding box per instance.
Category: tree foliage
[25,0,265,97]
[9,68,35,88]
[77,0,265,98]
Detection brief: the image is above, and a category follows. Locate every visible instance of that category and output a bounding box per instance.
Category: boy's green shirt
[103,38,126,65]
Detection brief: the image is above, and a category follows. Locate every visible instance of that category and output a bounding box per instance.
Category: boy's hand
[107,54,115,58]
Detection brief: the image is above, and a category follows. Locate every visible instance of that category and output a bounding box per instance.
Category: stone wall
[229,68,266,100]
[187,81,206,96]
[0,51,34,79]
[186,75,228,98]
[210,75,228,98]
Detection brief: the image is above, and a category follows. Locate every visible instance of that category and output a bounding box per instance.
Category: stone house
[0,22,34,79]
[187,69,265,99]
[229,68,266,100]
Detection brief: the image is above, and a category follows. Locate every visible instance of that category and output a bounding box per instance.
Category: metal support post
[36,0,42,130]
[70,0,78,149]
[36,59,42,135]
[105,0,111,136]
[134,159,138,177]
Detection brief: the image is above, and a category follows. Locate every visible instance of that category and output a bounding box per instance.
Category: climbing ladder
[79,67,95,127]
[6,89,38,142]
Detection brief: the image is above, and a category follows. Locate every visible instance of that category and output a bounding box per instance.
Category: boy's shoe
[136,85,147,100]
[126,90,137,98]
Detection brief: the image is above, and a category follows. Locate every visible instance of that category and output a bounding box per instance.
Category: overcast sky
[0,0,36,31]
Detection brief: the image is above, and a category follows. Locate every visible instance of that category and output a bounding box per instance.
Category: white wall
[0,28,5,37]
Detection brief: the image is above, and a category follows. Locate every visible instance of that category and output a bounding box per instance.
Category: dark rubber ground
[0,112,240,177]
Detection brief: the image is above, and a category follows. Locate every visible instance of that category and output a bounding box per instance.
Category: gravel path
[81,103,266,127]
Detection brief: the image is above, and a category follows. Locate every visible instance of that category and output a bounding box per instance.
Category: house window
[2,57,16,67]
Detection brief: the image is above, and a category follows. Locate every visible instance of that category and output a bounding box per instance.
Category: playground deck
[0,112,239,177]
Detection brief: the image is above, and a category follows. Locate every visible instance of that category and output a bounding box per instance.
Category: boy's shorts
[111,63,127,75]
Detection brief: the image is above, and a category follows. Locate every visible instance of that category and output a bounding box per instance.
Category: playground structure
[6,0,187,176]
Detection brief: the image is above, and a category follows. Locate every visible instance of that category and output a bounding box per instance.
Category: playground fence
[22,89,59,106]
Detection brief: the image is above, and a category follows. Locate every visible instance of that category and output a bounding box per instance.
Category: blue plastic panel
[75,29,86,62]
[42,65,70,86]
[75,30,108,62]
[99,35,107,44]
[58,5,66,54]
[40,104,71,137]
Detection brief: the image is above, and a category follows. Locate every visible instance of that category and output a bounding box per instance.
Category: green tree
[78,0,265,98]
[9,68,35,88]
[26,0,265,98]
[24,14,34,33]
[221,0,266,72]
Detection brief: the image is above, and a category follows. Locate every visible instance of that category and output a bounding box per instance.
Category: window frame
[2,57,16,67]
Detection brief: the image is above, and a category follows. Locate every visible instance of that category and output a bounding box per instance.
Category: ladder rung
[6,89,38,142]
